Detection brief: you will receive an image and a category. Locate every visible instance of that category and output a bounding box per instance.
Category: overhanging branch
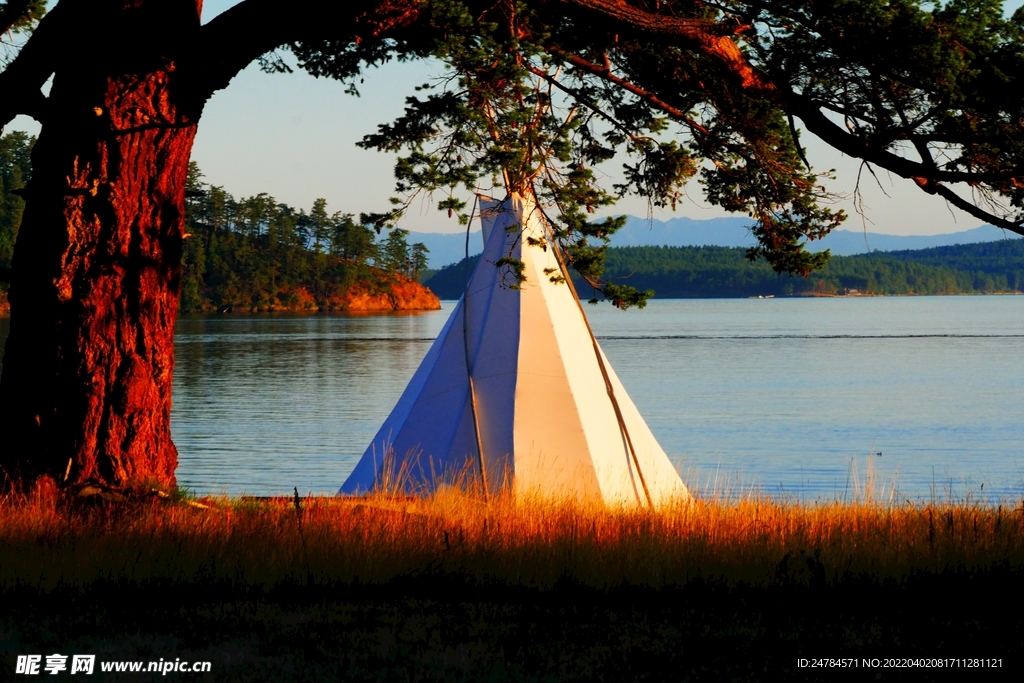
[193,0,425,100]
[0,0,32,36]
[562,0,766,89]
[0,0,69,129]
[912,177,1024,237]
[565,0,1024,229]
[556,49,713,138]
[789,97,1021,184]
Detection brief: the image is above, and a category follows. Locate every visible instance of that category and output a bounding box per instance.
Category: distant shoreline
[423,242,1024,299]
[430,290,1023,304]
[3,289,1023,321]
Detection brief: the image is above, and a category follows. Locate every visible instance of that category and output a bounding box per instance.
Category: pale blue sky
[8,0,1024,234]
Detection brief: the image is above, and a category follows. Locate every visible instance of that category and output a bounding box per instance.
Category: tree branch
[788,97,1021,183]
[0,0,31,36]
[0,0,69,129]
[567,0,1024,224]
[563,0,741,41]
[192,0,425,100]
[555,49,713,137]
[525,61,647,145]
[911,176,1024,237]
[562,0,767,89]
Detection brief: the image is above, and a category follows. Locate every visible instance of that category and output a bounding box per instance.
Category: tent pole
[534,199,654,508]
[462,196,489,500]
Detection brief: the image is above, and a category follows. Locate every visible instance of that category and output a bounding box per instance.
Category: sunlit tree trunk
[0,0,203,490]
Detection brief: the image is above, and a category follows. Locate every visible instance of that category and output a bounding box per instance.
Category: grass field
[1,487,1021,680]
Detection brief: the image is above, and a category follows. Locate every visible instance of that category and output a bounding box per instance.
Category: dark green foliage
[0,130,32,279]
[419,254,478,298]
[879,239,1024,292]
[295,0,843,308]
[424,241,1024,299]
[343,0,655,306]
[410,242,429,278]
[0,152,439,312]
[333,213,382,265]
[0,0,46,66]
[599,281,655,309]
[0,0,43,32]
[379,228,410,272]
[305,197,332,254]
[590,243,1024,298]
[751,0,1024,217]
[375,227,429,278]
[181,163,406,312]
[288,0,1024,301]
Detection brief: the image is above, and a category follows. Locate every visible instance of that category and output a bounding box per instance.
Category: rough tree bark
[0,0,204,490]
[0,0,424,492]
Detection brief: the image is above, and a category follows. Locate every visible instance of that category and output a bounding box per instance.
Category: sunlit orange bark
[0,0,426,491]
[0,0,203,489]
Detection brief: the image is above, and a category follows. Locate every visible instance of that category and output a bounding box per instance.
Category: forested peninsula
[178,163,438,313]
[1,132,439,316]
[424,241,1024,300]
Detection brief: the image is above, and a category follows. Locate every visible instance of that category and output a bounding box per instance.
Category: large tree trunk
[0,0,203,491]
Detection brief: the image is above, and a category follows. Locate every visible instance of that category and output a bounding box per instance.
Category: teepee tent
[340,193,690,506]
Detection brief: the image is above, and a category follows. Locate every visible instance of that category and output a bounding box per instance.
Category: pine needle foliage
[292,0,847,308]
[179,163,427,312]
[0,0,46,66]
[0,130,31,276]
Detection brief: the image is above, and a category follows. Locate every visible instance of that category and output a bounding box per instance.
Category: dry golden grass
[2,486,1022,681]
[2,485,1022,592]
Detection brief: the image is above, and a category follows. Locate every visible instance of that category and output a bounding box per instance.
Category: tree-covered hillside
[0,131,31,277]
[595,245,1023,298]
[1,141,436,315]
[423,243,1024,300]
[878,241,1024,293]
[179,163,432,312]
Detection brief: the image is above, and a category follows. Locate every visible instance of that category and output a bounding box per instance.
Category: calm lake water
[2,296,1022,501]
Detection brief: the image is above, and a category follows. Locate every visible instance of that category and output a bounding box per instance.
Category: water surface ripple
[2,296,1021,501]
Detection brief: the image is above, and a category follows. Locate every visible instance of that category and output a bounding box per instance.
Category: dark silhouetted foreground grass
[1,491,1021,680]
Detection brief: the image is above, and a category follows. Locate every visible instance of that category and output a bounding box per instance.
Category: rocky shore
[0,277,440,319]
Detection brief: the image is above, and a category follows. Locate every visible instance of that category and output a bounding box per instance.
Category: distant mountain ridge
[613,217,1021,255]
[408,217,1022,269]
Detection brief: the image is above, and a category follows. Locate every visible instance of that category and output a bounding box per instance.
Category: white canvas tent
[340,193,690,505]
